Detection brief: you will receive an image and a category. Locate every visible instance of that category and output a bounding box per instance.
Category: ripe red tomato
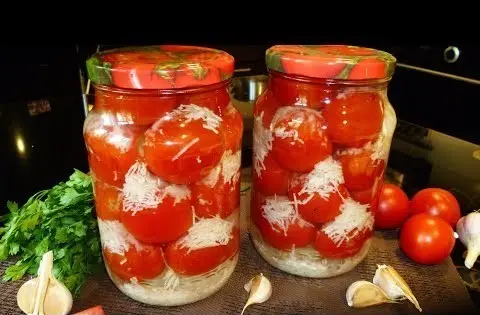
[409,188,461,228]
[253,153,291,196]
[254,90,281,128]
[288,176,349,224]
[93,180,122,221]
[375,183,410,230]
[250,194,316,250]
[143,105,225,185]
[73,305,105,315]
[84,112,142,186]
[220,104,244,151]
[271,106,332,173]
[313,228,372,259]
[121,195,193,244]
[165,227,239,276]
[95,87,177,126]
[324,91,383,147]
[399,213,455,265]
[191,171,238,219]
[103,245,165,281]
[269,73,334,110]
[337,149,385,191]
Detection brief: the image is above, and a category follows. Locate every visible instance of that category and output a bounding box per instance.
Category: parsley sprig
[0,169,102,297]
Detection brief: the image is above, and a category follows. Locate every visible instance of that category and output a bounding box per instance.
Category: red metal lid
[265,45,396,80]
[86,45,235,89]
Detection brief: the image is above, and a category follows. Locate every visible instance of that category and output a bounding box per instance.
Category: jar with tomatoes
[83,45,243,305]
[250,45,397,278]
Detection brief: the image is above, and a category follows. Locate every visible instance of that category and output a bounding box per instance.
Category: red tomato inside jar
[84,45,242,306]
[250,45,397,278]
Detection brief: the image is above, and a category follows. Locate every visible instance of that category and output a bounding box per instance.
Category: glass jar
[83,45,243,306]
[250,45,397,278]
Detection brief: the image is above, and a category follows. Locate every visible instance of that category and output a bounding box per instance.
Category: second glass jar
[84,45,243,305]
[250,45,397,278]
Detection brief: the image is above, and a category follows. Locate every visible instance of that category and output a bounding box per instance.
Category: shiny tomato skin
[253,153,291,196]
[165,227,239,276]
[121,196,193,244]
[103,245,165,281]
[254,90,281,128]
[271,107,332,173]
[93,180,122,221]
[143,114,224,185]
[324,91,383,148]
[313,228,372,259]
[192,174,238,219]
[73,305,106,315]
[409,188,461,228]
[288,177,349,224]
[375,183,410,230]
[399,213,455,265]
[338,150,385,191]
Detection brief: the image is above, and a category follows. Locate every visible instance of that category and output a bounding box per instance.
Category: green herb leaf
[0,169,102,297]
[86,56,113,85]
[266,51,285,73]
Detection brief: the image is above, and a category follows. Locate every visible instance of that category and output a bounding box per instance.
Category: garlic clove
[17,251,73,315]
[456,211,480,269]
[241,273,272,315]
[346,280,395,308]
[373,264,422,312]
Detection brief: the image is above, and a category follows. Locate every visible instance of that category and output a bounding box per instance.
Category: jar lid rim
[265,45,397,80]
[86,45,235,90]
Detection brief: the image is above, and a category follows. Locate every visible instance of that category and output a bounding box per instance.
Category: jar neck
[268,70,390,91]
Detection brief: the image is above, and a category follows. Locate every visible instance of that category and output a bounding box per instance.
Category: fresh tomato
[220,103,244,151]
[251,196,316,251]
[95,87,177,126]
[177,85,230,116]
[253,153,291,196]
[337,149,385,191]
[165,227,239,276]
[399,213,455,265]
[84,112,142,186]
[269,74,335,110]
[375,183,410,230]
[93,180,122,220]
[313,228,372,259]
[121,195,193,244]
[271,106,332,173]
[143,106,225,185]
[288,175,349,224]
[73,305,105,315]
[350,187,373,205]
[103,244,165,281]
[409,188,461,228]
[324,91,383,147]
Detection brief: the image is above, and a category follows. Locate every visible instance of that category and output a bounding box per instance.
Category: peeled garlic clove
[373,264,422,312]
[241,273,272,315]
[42,276,73,315]
[346,280,395,308]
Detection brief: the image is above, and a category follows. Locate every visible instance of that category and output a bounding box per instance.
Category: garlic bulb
[17,251,73,315]
[346,280,395,308]
[373,264,422,312]
[456,210,480,269]
[241,273,272,315]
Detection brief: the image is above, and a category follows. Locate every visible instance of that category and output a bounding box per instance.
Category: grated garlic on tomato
[177,216,234,252]
[253,112,273,176]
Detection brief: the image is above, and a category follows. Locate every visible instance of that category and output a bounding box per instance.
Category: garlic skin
[241,273,272,315]
[373,264,422,312]
[346,280,394,308]
[456,211,480,269]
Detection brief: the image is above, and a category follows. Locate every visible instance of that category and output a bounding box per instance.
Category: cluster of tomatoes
[251,82,388,259]
[376,184,460,265]
[84,88,244,281]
